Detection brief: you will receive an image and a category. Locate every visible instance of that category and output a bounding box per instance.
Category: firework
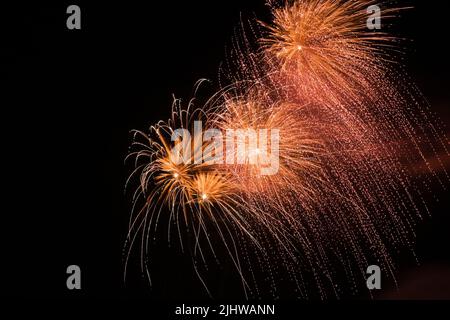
[125,90,265,297]
[125,0,449,299]
[260,0,404,102]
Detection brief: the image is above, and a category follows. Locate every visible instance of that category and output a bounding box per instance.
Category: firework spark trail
[238,0,448,296]
[208,84,413,297]
[125,0,449,299]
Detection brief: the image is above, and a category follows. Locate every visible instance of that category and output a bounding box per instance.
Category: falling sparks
[125,0,449,299]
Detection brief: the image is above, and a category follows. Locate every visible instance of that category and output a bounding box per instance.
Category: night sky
[2,0,450,307]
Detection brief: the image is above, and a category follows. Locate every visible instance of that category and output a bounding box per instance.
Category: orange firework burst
[213,88,324,201]
[125,89,263,296]
[260,0,405,101]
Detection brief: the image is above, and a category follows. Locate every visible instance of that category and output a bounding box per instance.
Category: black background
[2,0,450,304]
